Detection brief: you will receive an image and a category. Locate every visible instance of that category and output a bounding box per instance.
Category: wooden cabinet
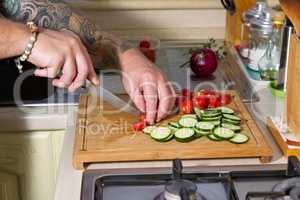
[0,131,65,200]
[286,33,300,137]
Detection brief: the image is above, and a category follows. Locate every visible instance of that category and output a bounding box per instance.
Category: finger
[131,89,145,113]
[142,75,158,124]
[68,51,89,92]
[54,57,77,88]
[156,81,176,122]
[34,68,60,79]
[83,47,99,86]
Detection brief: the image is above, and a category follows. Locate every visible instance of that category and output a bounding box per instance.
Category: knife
[86,83,141,116]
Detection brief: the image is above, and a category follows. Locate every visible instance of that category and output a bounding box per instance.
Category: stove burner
[154,159,207,200]
[272,177,300,200]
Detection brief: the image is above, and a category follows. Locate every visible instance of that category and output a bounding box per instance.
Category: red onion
[190,48,218,77]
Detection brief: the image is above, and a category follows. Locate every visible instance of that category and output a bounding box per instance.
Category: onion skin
[190,48,218,77]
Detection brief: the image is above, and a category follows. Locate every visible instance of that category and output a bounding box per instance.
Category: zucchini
[223,114,241,122]
[193,107,202,119]
[169,126,179,132]
[174,128,195,142]
[162,133,174,142]
[194,128,204,138]
[181,114,197,119]
[150,127,172,141]
[220,107,235,114]
[202,116,222,121]
[210,120,221,126]
[143,126,156,135]
[222,118,241,125]
[207,134,224,141]
[221,123,242,132]
[195,122,215,131]
[168,122,181,128]
[229,133,249,144]
[178,117,198,128]
[213,127,235,139]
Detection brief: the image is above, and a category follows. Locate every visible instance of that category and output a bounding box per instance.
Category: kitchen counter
[55,45,287,200]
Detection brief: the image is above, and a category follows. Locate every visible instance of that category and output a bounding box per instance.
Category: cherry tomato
[193,95,208,109]
[180,89,193,99]
[180,100,193,114]
[139,40,151,48]
[198,89,217,96]
[220,93,232,105]
[132,121,145,132]
[208,95,221,108]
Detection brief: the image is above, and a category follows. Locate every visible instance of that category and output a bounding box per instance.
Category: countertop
[55,45,287,200]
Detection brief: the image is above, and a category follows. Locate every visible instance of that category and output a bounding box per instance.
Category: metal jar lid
[242,2,266,23]
[250,9,273,35]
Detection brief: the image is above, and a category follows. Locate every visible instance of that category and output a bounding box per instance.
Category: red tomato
[132,121,145,132]
[180,100,193,114]
[180,89,193,99]
[220,93,232,105]
[208,95,221,108]
[198,89,217,96]
[139,115,147,125]
[193,95,208,109]
[139,40,151,48]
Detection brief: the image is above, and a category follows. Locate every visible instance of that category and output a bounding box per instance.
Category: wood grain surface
[73,91,272,170]
[280,0,300,36]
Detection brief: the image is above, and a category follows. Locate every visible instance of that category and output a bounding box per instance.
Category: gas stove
[81,157,300,200]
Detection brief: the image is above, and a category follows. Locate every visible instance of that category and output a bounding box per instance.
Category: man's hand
[29,29,99,92]
[120,48,176,124]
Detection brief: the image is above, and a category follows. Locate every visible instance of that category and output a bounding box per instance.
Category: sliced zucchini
[222,118,241,125]
[193,128,204,138]
[179,117,198,128]
[221,123,242,132]
[168,122,181,128]
[162,133,174,142]
[150,127,172,141]
[181,114,197,119]
[220,106,235,114]
[202,116,222,121]
[143,126,156,135]
[207,134,224,141]
[213,127,235,139]
[174,128,195,142]
[195,122,215,131]
[223,114,241,122]
[169,126,179,132]
[210,120,221,126]
[202,109,222,118]
[229,133,249,144]
[193,107,202,119]
[195,129,211,136]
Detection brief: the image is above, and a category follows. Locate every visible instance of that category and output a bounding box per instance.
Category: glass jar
[240,2,266,58]
[248,10,273,72]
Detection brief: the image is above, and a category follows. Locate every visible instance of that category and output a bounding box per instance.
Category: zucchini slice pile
[142,106,249,144]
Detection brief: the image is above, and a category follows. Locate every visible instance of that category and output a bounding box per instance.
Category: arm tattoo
[0,0,129,67]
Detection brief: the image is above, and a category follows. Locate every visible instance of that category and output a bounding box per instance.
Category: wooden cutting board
[73,91,272,170]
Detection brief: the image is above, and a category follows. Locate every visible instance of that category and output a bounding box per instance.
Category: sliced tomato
[132,121,145,132]
[180,99,193,114]
[220,93,232,105]
[193,95,208,109]
[198,89,217,96]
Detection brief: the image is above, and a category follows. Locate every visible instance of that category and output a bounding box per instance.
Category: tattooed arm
[0,0,176,123]
[0,0,125,67]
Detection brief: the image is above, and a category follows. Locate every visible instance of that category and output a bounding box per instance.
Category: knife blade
[87,83,141,116]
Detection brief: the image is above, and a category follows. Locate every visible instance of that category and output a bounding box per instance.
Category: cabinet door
[0,131,65,200]
[0,171,20,200]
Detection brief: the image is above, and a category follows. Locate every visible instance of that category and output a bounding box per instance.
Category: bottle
[248,10,273,72]
[240,2,266,58]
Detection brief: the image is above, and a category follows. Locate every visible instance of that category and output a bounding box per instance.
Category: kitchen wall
[66,0,226,40]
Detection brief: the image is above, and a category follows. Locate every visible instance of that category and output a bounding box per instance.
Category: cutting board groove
[73,91,272,170]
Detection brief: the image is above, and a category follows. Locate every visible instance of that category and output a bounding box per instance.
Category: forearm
[0,18,30,59]
[0,0,128,67]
